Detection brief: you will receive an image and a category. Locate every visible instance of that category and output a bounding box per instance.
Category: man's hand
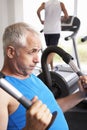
[79,75,87,92]
[23,96,52,130]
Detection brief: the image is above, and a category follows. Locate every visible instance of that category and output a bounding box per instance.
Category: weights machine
[38,16,81,96]
[37,45,87,130]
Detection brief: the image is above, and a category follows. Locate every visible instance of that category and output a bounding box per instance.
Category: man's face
[9,32,42,77]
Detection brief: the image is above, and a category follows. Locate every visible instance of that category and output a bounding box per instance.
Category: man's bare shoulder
[0,87,11,105]
[0,87,19,114]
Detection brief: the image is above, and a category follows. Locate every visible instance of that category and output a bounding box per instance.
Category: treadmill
[55,16,81,94]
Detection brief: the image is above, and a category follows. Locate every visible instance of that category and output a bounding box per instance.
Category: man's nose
[33,53,40,63]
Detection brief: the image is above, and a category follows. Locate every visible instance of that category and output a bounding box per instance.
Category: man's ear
[6,46,15,58]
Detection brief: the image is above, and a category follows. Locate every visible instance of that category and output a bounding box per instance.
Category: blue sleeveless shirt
[5,74,69,130]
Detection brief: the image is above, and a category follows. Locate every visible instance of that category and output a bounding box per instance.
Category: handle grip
[46,111,57,130]
[76,71,87,89]
[77,71,84,77]
[68,60,87,88]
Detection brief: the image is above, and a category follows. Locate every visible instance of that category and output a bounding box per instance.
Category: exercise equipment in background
[37,46,87,130]
[40,16,81,73]
[38,46,87,103]
[61,15,81,69]
[38,46,79,99]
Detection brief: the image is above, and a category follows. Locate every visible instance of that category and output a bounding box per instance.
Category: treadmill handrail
[40,16,80,41]
[61,16,80,41]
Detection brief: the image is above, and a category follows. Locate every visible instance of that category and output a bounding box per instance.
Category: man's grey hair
[3,22,39,54]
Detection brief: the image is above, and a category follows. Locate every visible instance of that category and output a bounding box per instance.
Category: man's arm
[60,2,69,20]
[37,2,45,24]
[57,76,87,112]
[0,88,9,130]
[57,91,86,112]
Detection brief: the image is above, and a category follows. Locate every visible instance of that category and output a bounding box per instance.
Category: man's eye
[28,49,37,55]
[32,49,37,53]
